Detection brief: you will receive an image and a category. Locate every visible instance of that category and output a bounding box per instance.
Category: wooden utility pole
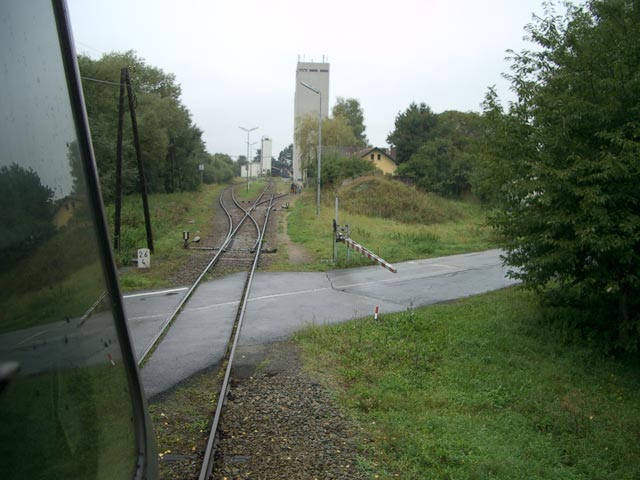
[124,68,154,253]
[114,67,126,250]
[169,140,175,193]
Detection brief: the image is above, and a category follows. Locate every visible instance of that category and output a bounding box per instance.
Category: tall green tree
[78,50,208,200]
[332,97,368,146]
[403,110,484,197]
[0,164,55,268]
[278,144,293,167]
[306,152,376,187]
[203,153,235,184]
[386,102,438,164]
[397,138,473,197]
[482,0,640,351]
[294,114,357,172]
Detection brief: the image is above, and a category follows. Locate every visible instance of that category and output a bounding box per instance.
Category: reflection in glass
[0,1,138,478]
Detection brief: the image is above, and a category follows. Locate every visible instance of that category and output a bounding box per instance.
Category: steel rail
[232,182,272,251]
[256,191,288,207]
[137,184,269,368]
[198,191,275,480]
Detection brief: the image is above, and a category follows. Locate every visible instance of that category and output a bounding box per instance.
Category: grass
[103,183,225,291]
[339,175,471,224]
[232,177,268,201]
[148,368,220,480]
[274,176,495,271]
[295,287,640,479]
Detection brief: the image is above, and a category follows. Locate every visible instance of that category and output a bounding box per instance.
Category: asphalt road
[126,249,518,399]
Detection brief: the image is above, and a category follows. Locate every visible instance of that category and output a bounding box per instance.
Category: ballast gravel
[212,342,369,480]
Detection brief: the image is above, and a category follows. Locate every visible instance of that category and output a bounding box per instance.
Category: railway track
[134,182,278,478]
[198,186,276,480]
[137,183,274,367]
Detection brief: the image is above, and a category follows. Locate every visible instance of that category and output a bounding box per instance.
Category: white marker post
[137,248,151,269]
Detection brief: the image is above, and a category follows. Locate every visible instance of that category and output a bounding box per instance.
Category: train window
[0,1,155,479]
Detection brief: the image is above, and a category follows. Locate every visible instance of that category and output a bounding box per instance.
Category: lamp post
[239,126,258,192]
[300,81,322,216]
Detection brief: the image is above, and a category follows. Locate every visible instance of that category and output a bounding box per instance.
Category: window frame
[52,1,157,478]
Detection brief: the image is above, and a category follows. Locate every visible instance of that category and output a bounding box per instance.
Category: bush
[482,1,640,352]
[307,152,376,187]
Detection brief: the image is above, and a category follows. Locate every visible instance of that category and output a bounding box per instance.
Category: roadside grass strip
[296,287,640,480]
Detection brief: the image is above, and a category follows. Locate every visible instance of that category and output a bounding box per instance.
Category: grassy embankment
[296,287,640,479]
[269,175,496,271]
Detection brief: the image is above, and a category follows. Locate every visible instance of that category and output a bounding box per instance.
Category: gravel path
[213,341,370,479]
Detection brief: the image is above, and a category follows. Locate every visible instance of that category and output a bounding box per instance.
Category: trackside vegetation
[296,287,640,479]
[79,51,236,201]
[273,176,495,271]
[103,183,224,291]
[478,0,640,352]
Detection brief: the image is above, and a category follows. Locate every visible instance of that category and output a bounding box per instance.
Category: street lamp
[239,126,258,192]
[300,81,322,216]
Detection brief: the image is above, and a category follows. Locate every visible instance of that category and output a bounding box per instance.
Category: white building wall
[293,61,330,182]
[261,137,272,175]
[241,162,261,178]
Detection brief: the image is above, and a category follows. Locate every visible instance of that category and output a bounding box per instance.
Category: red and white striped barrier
[339,237,397,273]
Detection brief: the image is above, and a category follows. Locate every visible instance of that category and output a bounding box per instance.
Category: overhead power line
[80,76,122,86]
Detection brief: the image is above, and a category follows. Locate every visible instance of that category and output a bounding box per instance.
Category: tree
[306,152,376,187]
[482,0,640,351]
[272,144,293,177]
[432,110,484,151]
[332,97,368,146]
[278,144,293,167]
[388,107,484,197]
[294,114,357,172]
[397,138,472,197]
[397,110,483,197]
[203,153,235,184]
[78,51,206,199]
[386,102,438,164]
[0,164,55,268]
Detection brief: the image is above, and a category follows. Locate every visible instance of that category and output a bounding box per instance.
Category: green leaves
[482,0,640,351]
[332,97,368,147]
[387,105,485,198]
[386,102,438,165]
[79,51,208,199]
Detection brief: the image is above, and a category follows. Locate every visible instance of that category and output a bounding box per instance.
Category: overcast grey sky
[67,0,557,159]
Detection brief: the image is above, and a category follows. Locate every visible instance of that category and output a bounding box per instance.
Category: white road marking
[13,328,52,348]
[127,313,167,322]
[248,287,329,302]
[123,287,188,299]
